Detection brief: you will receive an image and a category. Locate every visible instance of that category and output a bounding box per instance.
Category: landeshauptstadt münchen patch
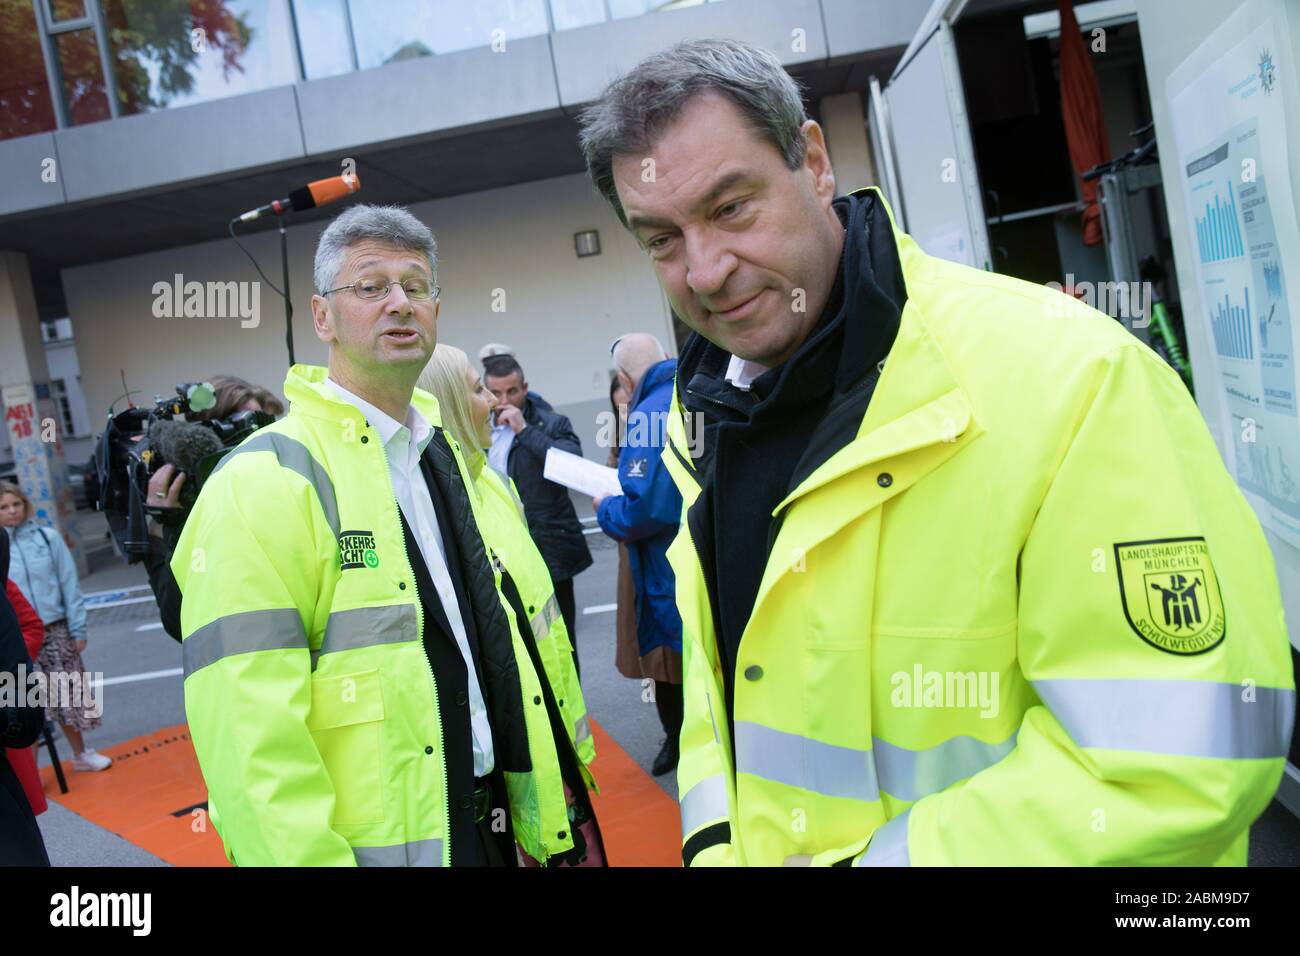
[1114,537,1226,655]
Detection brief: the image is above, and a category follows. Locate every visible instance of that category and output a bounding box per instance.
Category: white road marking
[583,604,617,615]
[135,622,164,632]
[83,584,152,600]
[92,668,183,687]
[88,595,158,610]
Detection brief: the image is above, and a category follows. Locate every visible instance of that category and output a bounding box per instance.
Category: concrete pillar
[0,250,82,573]
[822,91,876,195]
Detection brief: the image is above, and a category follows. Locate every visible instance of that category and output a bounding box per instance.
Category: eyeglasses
[609,335,624,356]
[324,277,440,301]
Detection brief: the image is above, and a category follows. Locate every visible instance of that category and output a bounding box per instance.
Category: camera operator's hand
[148,463,187,509]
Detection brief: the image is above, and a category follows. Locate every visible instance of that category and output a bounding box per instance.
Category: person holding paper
[594,334,684,776]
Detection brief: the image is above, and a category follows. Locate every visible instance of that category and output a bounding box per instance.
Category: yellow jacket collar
[283,363,444,429]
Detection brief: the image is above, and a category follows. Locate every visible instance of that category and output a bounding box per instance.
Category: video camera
[87,381,274,561]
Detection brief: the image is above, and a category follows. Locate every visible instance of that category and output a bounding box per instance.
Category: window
[46,0,87,21]
[102,0,298,117]
[54,26,110,124]
[50,379,77,437]
[549,0,605,30]
[347,0,548,69]
[292,0,354,79]
[0,0,59,140]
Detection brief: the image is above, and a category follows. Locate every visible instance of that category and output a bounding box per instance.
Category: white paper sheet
[544,447,623,499]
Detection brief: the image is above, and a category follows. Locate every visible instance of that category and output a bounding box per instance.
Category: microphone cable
[227,217,286,299]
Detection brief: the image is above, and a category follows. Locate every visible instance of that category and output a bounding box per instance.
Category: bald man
[595,334,685,775]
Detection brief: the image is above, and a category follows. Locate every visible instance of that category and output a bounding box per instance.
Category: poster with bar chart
[1195,180,1246,262]
[1209,286,1253,359]
[1170,8,1300,547]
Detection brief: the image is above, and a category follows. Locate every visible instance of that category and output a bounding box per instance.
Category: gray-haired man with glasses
[174,203,562,866]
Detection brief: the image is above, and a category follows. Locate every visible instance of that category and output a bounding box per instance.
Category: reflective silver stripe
[353,838,444,867]
[680,774,729,836]
[212,431,340,537]
[855,808,911,867]
[734,722,1014,803]
[312,604,418,668]
[735,721,879,802]
[1035,679,1296,760]
[573,714,591,745]
[530,594,562,642]
[530,607,549,642]
[183,608,307,678]
[871,731,1017,803]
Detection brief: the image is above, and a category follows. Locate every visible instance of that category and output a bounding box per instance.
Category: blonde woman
[418,345,605,865]
[0,481,110,771]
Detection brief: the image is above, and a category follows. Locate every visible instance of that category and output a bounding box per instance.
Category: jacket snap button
[399,582,407,590]
[455,691,468,706]
[360,435,369,444]
[557,831,567,840]
[533,695,542,705]
[744,665,763,681]
[424,745,433,755]
[877,472,893,487]
[558,699,564,708]
[528,605,535,614]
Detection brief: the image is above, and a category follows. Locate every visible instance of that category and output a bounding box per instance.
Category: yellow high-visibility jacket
[174,364,580,866]
[470,462,598,852]
[662,188,1295,867]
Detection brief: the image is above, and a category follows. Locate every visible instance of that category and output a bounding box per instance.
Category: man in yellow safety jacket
[174,205,587,866]
[577,39,1295,866]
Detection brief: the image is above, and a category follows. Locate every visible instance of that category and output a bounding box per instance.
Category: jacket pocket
[307,669,386,825]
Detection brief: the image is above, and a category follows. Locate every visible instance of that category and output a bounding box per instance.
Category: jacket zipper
[685,386,749,419]
[373,428,449,867]
[676,501,730,764]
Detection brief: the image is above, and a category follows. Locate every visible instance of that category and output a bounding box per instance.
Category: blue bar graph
[1263,259,1282,299]
[1195,180,1245,263]
[1210,286,1253,360]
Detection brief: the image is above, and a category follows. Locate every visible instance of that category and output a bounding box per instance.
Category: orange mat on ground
[41,725,228,866]
[587,720,681,867]
[42,719,682,867]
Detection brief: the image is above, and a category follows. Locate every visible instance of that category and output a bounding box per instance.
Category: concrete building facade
[1,0,914,480]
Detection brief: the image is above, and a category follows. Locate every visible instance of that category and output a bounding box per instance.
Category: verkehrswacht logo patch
[339,529,380,570]
[1114,537,1225,655]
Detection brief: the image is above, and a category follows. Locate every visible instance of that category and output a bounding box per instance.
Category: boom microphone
[238,173,361,222]
[148,419,224,479]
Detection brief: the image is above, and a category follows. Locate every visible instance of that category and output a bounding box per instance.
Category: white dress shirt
[724,354,769,392]
[326,377,495,777]
[487,420,514,478]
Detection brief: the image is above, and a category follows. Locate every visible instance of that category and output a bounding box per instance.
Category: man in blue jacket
[595,333,684,775]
